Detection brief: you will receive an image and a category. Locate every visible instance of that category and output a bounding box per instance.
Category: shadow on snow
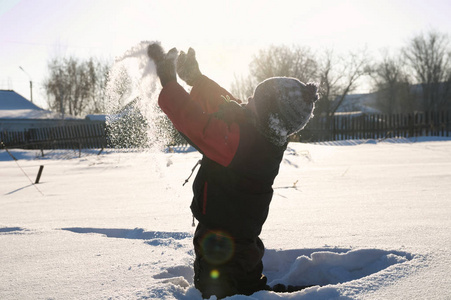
[61,227,192,240]
[0,227,26,233]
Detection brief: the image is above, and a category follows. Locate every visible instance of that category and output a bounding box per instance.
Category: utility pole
[19,66,33,103]
[58,69,64,119]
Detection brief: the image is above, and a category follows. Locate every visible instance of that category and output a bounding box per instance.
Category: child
[148,43,318,298]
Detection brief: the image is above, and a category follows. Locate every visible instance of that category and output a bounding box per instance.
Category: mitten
[147,43,178,87]
[177,48,202,86]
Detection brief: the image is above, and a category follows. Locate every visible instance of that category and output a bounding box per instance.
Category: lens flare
[210,269,220,279]
[201,231,235,265]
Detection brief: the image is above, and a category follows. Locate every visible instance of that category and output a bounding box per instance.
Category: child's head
[248,77,319,146]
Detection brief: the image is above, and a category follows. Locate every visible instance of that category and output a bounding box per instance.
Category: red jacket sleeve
[158,80,240,167]
[190,75,242,113]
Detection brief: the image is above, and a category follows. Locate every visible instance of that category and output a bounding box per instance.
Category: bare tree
[315,49,339,116]
[231,45,318,99]
[230,74,256,101]
[370,51,416,114]
[44,56,110,117]
[88,58,110,114]
[232,45,370,116]
[403,31,451,112]
[317,48,370,116]
[250,44,318,82]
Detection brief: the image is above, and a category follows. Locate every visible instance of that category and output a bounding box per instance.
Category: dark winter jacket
[158,76,287,239]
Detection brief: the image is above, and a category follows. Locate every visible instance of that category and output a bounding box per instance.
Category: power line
[2,40,112,50]
[1,142,44,196]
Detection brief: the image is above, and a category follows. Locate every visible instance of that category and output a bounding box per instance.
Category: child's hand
[147,43,165,64]
[177,48,202,86]
[147,43,178,87]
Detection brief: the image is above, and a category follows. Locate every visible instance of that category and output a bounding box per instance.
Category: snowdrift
[1,137,450,299]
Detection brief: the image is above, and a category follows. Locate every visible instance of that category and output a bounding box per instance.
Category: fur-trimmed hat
[251,77,319,146]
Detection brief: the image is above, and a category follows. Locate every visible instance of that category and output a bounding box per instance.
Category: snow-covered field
[1,137,450,300]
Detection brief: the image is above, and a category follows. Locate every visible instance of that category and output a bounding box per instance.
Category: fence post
[35,165,44,184]
[408,113,413,138]
[448,111,451,137]
[371,115,377,139]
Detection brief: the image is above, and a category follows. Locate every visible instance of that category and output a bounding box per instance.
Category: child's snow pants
[193,223,267,299]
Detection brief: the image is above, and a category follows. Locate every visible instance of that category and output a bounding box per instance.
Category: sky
[1,0,451,110]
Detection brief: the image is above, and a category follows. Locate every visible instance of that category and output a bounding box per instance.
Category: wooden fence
[0,122,107,150]
[1,111,450,150]
[296,110,451,142]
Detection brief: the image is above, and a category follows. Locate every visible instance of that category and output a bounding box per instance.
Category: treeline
[231,30,451,117]
[43,31,451,120]
[44,57,110,117]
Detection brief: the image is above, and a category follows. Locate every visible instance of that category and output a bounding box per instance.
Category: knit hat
[251,77,319,146]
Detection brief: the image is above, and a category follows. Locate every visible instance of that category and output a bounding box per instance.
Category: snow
[1,42,450,299]
[0,109,66,120]
[1,137,450,299]
[105,41,158,112]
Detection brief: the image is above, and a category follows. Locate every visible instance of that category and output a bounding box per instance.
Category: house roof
[334,92,382,114]
[0,90,43,110]
[0,90,78,120]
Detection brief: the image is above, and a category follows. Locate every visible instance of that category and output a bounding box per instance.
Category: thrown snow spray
[105,41,173,152]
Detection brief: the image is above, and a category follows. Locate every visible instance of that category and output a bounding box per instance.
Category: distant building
[1,90,108,149]
[0,90,80,132]
[334,92,382,114]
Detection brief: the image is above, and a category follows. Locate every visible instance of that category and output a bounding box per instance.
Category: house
[1,90,107,149]
[0,90,79,132]
[334,92,382,114]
